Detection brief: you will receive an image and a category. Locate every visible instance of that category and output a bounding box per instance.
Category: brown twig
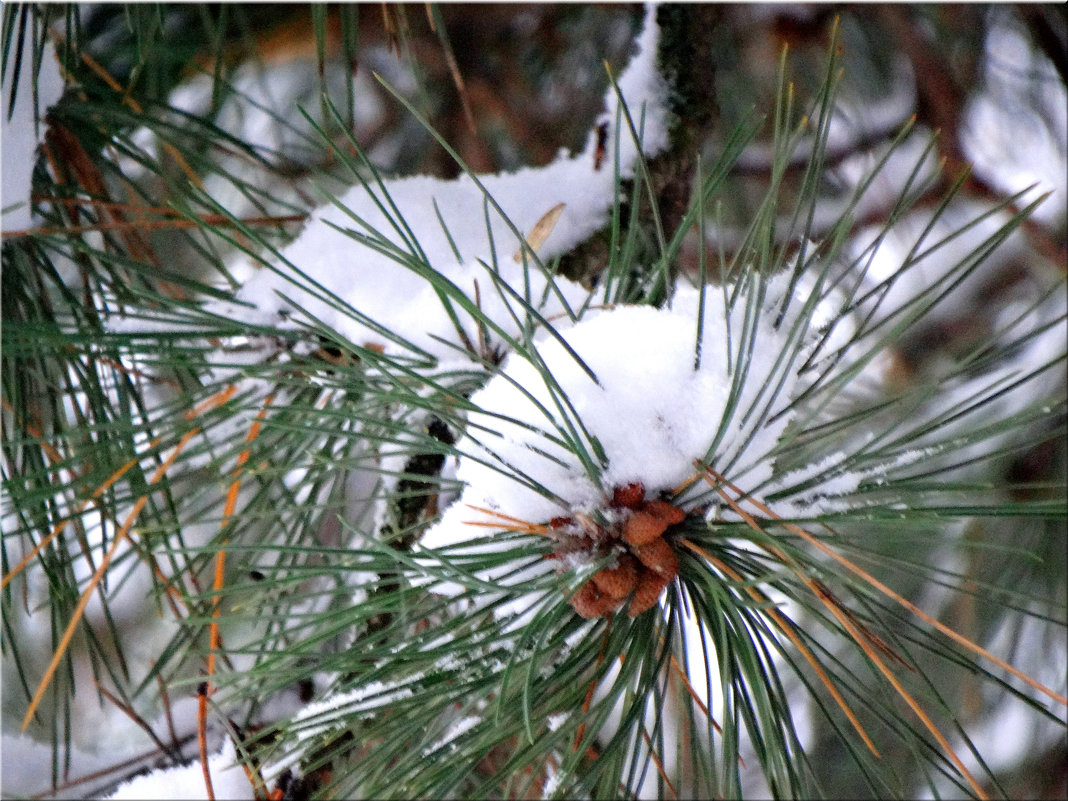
[198,681,216,801]
[93,679,174,757]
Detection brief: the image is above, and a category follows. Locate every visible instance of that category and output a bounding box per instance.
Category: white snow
[1,32,64,232]
[195,4,669,363]
[542,761,564,799]
[546,712,570,732]
[423,714,480,755]
[419,274,878,618]
[104,739,255,801]
[848,197,1030,333]
[10,5,1064,798]
[961,13,1068,226]
[291,679,415,742]
[1,731,125,800]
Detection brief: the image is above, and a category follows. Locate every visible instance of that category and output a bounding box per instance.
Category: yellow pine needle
[679,538,879,759]
[704,465,1067,708]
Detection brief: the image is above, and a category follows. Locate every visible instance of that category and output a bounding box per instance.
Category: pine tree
[2,5,1065,799]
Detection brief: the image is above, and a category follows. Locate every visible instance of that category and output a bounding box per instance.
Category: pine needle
[679,538,880,759]
[20,427,199,730]
[703,465,1067,708]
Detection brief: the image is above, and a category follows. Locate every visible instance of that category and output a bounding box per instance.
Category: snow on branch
[202,5,669,363]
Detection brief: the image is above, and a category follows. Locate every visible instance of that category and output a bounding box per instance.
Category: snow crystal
[546,713,570,732]
[292,679,414,741]
[423,715,480,755]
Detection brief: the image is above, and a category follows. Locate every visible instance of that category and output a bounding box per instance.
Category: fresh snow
[51,8,672,793]
[420,275,874,617]
[10,4,1065,798]
[104,739,255,800]
[423,715,481,755]
[196,4,669,364]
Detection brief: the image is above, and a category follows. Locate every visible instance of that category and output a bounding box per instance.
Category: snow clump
[421,274,869,618]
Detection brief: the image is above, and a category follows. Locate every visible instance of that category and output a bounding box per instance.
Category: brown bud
[627,567,672,617]
[590,554,639,599]
[622,511,668,546]
[569,581,619,618]
[611,482,646,509]
[632,537,678,577]
[641,500,686,526]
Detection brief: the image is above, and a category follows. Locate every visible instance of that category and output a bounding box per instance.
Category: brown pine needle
[662,643,745,767]
[701,487,983,796]
[1,397,66,466]
[667,651,723,735]
[696,469,989,789]
[187,385,240,420]
[670,468,705,498]
[513,203,566,263]
[679,538,879,759]
[20,428,198,730]
[703,465,1067,708]
[639,726,678,799]
[18,386,236,731]
[574,632,611,753]
[1,436,162,591]
[155,671,181,751]
[2,212,307,241]
[58,31,202,188]
[463,505,552,536]
[92,679,172,756]
[827,586,990,799]
[704,471,912,673]
[425,4,477,135]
